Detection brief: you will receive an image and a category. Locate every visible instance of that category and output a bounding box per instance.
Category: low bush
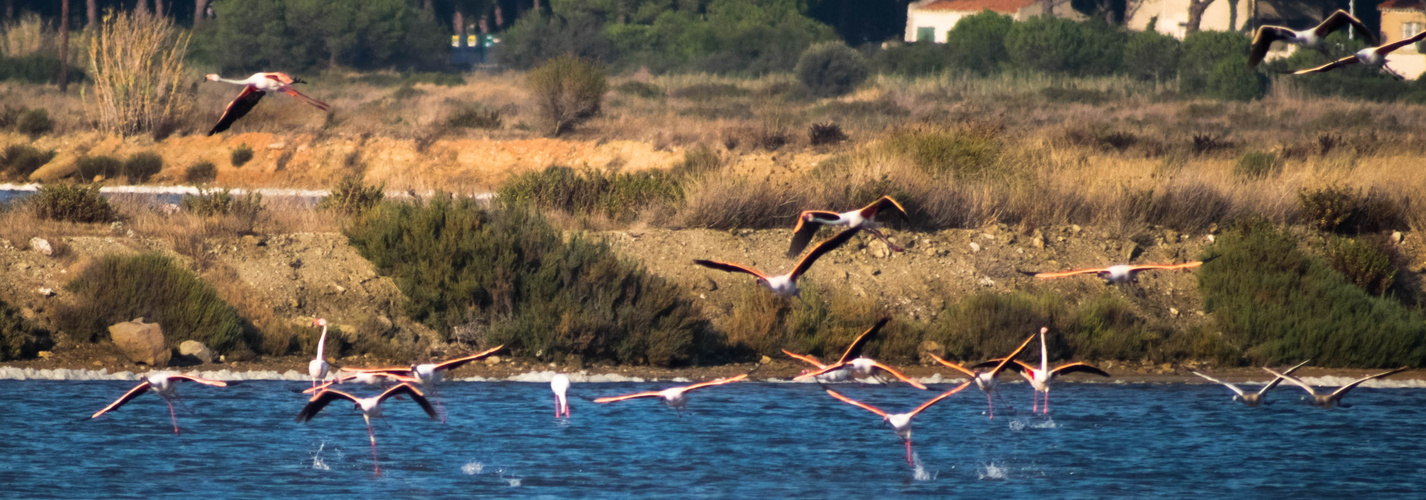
[29,183,116,223]
[184,160,217,184]
[808,122,848,146]
[1123,29,1180,81]
[1063,293,1164,361]
[869,42,954,76]
[122,151,163,183]
[795,41,869,97]
[73,155,123,181]
[0,144,55,179]
[1207,55,1267,101]
[527,54,608,136]
[318,174,385,215]
[497,165,682,221]
[928,291,1065,362]
[614,81,663,98]
[15,108,52,136]
[718,280,907,361]
[669,83,749,100]
[446,105,503,129]
[944,10,1014,75]
[0,297,50,361]
[670,144,724,179]
[1324,236,1397,297]
[1233,150,1279,179]
[1297,185,1406,234]
[1179,30,1248,95]
[881,126,1001,178]
[0,54,86,84]
[58,254,250,354]
[1005,17,1124,76]
[230,144,254,167]
[180,188,263,220]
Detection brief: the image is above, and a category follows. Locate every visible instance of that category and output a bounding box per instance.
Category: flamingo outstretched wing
[1051,362,1110,378]
[432,345,505,372]
[281,86,331,112]
[837,317,890,364]
[865,360,928,390]
[858,196,907,220]
[927,353,978,378]
[379,383,438,419]
[1020,267,1110,279]
[1317,10,1377,45]
[90,381,152,419]
[782,349,828,369]
[1126,261,1206,272]
[1379,30,1426,55]
[694,260,769,281]
[1191,371,1247,397]
[1294,55,1360,75]
[1261,368,1318,397]
[295,389,362,422]
[681,373,749,392]
[593,391,667,403]
[789,227,859,280]
[825,388,889,418]
[1330,367,1408,398]
[208,86,265,136]
[907,381,974,417]
[1260,359,1312,394]
[167,375,228,387]
[788,211,841,258]
[1249,26,1294,68]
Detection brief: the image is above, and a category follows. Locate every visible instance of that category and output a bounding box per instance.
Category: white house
[905,0,1084,43]
[1124,0,1252,39]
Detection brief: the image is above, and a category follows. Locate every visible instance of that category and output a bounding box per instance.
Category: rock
[484,355,502,366]
[868,240,890,259]
[917,340,944,365]
[268,142,287,150]
[14,262,28,271]
[969,242,981,253]
[179,340,215,364]
[759,355,773,364]
[1124,242,1142,261]
[37,351,53,359]
[92,360,103,367]
[241,235,266,247]
[1031,233,1045,250]
[1169,307,1180,317]
[29,237,52,256]
[1391,231,1403,244]
[36,287,54,297]
[108,318,170,367]
[978,276,995,287]
[1070,224,1082,234]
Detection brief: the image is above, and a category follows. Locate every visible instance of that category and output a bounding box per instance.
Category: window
[917,27,935,43]
[1406,22,1423,39]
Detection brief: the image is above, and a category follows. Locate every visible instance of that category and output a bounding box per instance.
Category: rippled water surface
[4,380,1425,497]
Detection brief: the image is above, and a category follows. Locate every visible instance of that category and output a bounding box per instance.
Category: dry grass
[86,11,191,135]
[1,13,51,58]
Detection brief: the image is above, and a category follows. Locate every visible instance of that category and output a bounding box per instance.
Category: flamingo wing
[1126,261,1206,272]
[167,374,228,387]
[926,353,977,378]
[381,383,438,419]
[907,380,974,417]
[1262,367,1317,397]
[1190,371,1246,397]
[1249,26,1293,68]
[90,381,152,419]
[790,227,859,280]
[794,362,847,381]
[1020,267,1110,279]
[1050,362,1110,378]
[295,389,361,422]
[593,391,666,403]
[838,317,890,364]
[1379,30,1426,55]
[859,196,908,220]
[207,85,265,136]
[782,349,828,369]
[866,360,928,390]
[787,211,840,258]
[693,260,769,281]
[824,388,888,418]
[991,332,1039,376]
[432,345,505,372]
[1294,55,1360,75]
[971,358,1033,374]
[280,85,331,112]
[1260,359,1312,394]
[1330,367,1408,398]
[1318,10,1377,45]
[682,373,749,392]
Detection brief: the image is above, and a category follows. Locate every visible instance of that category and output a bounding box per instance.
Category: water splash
[311,443,330,471]
[461,462,483,475]
[910,452,935,481]
[1032,418,1058,429]
[977,462,1008,480]
[507,479,522,487]
[1008,419,1026,432]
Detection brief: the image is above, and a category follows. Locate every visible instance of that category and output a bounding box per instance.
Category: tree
[88,0,98,27]
[945,10,1014,74]
[1185,0,1214,35]
[193,0,206,27]
[59,0,69,93]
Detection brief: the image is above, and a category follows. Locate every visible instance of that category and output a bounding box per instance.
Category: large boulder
[109,318,170,367]
[178,340,214,365]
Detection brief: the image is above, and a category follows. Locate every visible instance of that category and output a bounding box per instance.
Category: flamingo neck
[1039,330,1048,374]
[315,324,328,360]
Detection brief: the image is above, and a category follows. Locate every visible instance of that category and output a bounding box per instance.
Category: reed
[85,11,190,135]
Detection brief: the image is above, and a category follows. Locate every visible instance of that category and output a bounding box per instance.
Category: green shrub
[58,253,249,354]
[446,105,502,129]
[1324,236,1397,297]
[1179,30,1248,95]
[808,122,847,146]
[1207,55,1267,101]
[15,108,52,136]
[670,144,724,179]
[527,54,608,136]
[795,41,869,97]
[1064,293,1161,361]
[318,174,385,215]
[497,165,682,221]
[497,12,615,71]
[669,83,749,100]
[1123,30,1180,81]
[230,144,254,167]
[0,144,56,180]
[184,160,217,184]
[0,298,50,361]
[1297,185,1406,234]
[928,291,1065,362]
[1005,17,1124,76]
[614,81,663,98]
[122,151,163,183]
[344,198,712,365]
[0,54,86,84]
[870,42,954,76]
[882,127,1001,178]
[180,188,263,218]
[945,10,1014,75]
[29,183,116,223]
[720,280,908,362]
[74,155,123,181]
[1198,220,1426,367]
[1233,150,1280,179]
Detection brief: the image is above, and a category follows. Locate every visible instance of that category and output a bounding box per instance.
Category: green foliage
[670,144,724,178]
[75,152,162,183]
[0,54,86,84]
[0,297,50,361]
[14,108,52,136]
[1297,185,1405,234]
[344,198,711,366]
[29,183,116,223]
[720,280,913,362]
[1198,220,1426,367]
[945,10,1014,75]
[929,291,1063,362]
[498,165,682,221]
[1207,54,1267,101]
[870,42,953,76]
[1005,17,1124,76]
[59,254,249,354]
[593,0,835,75]
[1179,30,1248,95]
[1064,293,1160,361]
[184,160,217,184]
[180,188,263,218]
[795,41,869,97]
[230,144,254,167]
[1324,236,1397,297]
[499,12,616,70]
[446,105,503,129]
[1233,150,1280,179]
[0,143,55,180]
[669,82,748,99]
[201,0,447,72]
[318,174,385,215]
[614,81,664,98]
[122,151,163,183]
[882,127,1001,178]
[808,122,847,146]
[1123,30,1180,81]
[74,155,121,181]
[527,55,608,136]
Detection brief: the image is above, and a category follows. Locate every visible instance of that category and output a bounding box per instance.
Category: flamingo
[349,346,504,422]
[552,374,571,418]
[825,381,973,466]
[1294,31,1426,79]
[296,383,437,475]
[1263,366,1408,409]
[787,196,908,258]
[593,373,748,415]
[1190,359,1311,407]
[788,318,927,390]
[309,318,330,388]
[1020,259,1209,284]
[1248,10,1377,67]
[979,328,1110,413]
[87,372,229,434]
[302,371,421,394]
[204,72,330,136]
[695,227,859,297]
[925,329,1038,419]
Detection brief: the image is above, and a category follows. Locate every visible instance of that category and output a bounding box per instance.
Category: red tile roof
[1379,0,1425,10]
[914,0,1038,14]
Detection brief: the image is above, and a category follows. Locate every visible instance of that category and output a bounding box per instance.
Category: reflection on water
[2,380,1424,497]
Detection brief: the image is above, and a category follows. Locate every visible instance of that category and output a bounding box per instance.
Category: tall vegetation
[201,0,448,72]
[527,55,608,136]
[86,11,190,135]
[795,41,869,97]
[0,297,49,361]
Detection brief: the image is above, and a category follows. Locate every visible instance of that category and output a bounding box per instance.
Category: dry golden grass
[86,11,190,135]
[0,13,51,58]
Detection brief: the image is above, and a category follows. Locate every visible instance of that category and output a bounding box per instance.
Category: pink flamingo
[87,372,229,434]
[205,72,330,135]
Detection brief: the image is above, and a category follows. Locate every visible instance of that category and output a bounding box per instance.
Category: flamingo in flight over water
[348,346,504,421]
[295,383,437,475]
[977,328,1110,413]
[594,373,748,415]
[788,318,927,389]
[1190,359,1310,407]
[825,381,974,466]
[1020,259,1210,284]
[302,371,420,394]
[1263,366,1408,409]
[552,374,571,418]
[309,318,331,388]
[695,227,859,297]
[787,196,908,258]
[87,372,229,434]
[205,72,330,135]
[926,329,1038,419]
[1293,31,1426,79]
[1248,10,1377,67]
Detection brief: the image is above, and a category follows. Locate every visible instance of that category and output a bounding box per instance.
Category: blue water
[3,380,1424,497]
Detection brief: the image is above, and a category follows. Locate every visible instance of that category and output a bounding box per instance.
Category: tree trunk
[3,0,12,21]
[1042,0,1054,17]
[454,10,465,47]
[88,0,98,28]
[194,0,207,27]
[494,3,504,28]
[60,0,70,93]
[135,0,148,17]
[1185,0,1214,35]
[479,15,489,34]
[155,0,165,18]
[533,0,541,12]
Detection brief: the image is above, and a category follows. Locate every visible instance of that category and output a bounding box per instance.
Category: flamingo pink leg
[1045,391,1050,414]
[1032,391,1039,414]
[905,440,913,466]
[986,392,994,419]
[165,398,180,434]
[364,416,381,475]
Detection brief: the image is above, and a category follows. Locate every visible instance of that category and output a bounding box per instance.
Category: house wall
[1125,0,1251,39]
[904,9,971,43]
[1381,9,1426,48]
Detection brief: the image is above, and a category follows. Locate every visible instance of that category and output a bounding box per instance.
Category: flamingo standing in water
[552,374,571,418]
[87,372,229,434]
[825,381,974,465]
[1020,259,1210,284]
[980,328,1110,413]
[1263,366,1408,409]
[788,318,927,389]
[926,329,1038,419]
[204,72,330,135]
[594,374,748,415]
[296,383,437,475]
[1190,359,1310,407]
[1248,10,1377,67]
[787,196,908,258]
[309,318,331,388]
[695,227,859,297]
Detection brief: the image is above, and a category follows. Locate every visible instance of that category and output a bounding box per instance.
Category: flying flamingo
[302,371,420,394]
[787,196,908,258]
[1020,259,1209,284]
[1248,10,1377,67]
[204,72,330,135]
[788,318,927,390]
[1293,31,1426,79]
[979,328,1110,413]
[593,373,748,415]
[695,227,859,297]
[1190,359,1310,407]
[348,346,504,422]
[295,383,437,475]
[309,318,331,388]
[552,374,571,418]
[1263,366,1408,409]
[925,330,1038,419]
[825,381,974,466]
[87,372,229,434]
